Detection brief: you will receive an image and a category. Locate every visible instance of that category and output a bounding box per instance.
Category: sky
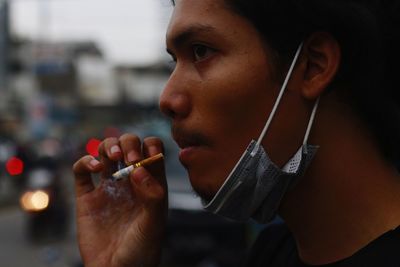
[10,0,173,65]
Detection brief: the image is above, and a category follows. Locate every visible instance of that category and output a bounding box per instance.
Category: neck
[279,95,400,265]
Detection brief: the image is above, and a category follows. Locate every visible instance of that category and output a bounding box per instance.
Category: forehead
[168,0,228,25]
[166,0,246,46]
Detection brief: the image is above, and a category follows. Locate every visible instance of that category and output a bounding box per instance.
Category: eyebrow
[166,24,216,55]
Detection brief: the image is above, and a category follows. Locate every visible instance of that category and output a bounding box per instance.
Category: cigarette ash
[85,179,136,227]
[101,179,132,200]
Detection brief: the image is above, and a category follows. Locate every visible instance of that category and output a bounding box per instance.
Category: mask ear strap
[256,42,304,149]
[303,97,320,145]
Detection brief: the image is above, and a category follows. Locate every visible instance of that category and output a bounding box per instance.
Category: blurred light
[6,156,24,176]
[20,190,50,212]
[86,138,101,157]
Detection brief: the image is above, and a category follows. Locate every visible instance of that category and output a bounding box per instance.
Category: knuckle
[72,155,92,173]
[151,183,168,201]
[72,158,85,173]
[152,192,167,208]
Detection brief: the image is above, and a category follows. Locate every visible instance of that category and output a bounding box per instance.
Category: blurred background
[0,0,261,266]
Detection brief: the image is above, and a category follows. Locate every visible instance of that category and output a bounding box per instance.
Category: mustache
[171,125,210,147]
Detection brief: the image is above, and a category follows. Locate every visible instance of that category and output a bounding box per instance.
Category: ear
[299,32,341,99]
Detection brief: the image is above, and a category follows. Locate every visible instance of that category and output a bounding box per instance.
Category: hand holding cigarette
[72,134,167,267]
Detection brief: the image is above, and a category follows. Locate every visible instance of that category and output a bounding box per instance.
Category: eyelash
[167,44,215,67]
[192,44,215,62]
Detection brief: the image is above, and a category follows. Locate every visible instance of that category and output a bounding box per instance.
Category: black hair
[224,0,400,163]
[170,0,400,164]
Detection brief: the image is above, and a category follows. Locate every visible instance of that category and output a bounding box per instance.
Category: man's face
[160,0,297,201]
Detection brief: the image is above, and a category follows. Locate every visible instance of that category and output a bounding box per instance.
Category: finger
[119,133,142,166]
[98,137,122,178]
[72,155,103,197]
[98,137,123,161]
[130,165,168,211]
[142,137,167,187]
[130,137,167,202]
[142,137,165,158]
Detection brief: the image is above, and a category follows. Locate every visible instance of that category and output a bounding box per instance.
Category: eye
[192,44,215,62]
[165,50,177,70]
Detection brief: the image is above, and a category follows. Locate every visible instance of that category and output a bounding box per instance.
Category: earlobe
[301,32,341,99]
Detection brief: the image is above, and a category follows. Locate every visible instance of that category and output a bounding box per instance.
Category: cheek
[189,67,278,194]
[201,66,278,143]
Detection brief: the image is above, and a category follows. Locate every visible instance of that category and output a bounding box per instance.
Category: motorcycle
[19,163,69,243]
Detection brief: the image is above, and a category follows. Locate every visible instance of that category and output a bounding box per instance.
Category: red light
[86,138,101,157]
[6,157,24,176]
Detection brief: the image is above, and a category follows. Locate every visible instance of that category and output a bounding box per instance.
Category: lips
[174,135,202,150]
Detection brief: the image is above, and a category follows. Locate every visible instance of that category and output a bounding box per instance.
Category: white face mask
[203,43,320,223]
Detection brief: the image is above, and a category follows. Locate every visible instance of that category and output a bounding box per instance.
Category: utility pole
[0,0,9,92]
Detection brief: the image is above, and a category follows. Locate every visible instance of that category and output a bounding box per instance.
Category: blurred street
[0,205,82,267]
[0,2,253,266]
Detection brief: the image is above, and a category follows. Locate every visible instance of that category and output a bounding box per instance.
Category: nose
[159,73,191,120]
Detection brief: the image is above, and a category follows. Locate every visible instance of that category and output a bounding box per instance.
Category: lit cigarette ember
[112,153,164,180]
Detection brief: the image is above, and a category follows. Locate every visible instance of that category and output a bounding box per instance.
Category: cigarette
[112,153,164,180]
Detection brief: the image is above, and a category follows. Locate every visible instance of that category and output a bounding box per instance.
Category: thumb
[130,163,168,211]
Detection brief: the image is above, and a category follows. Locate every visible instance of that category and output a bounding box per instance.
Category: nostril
[162,105,177,119]
[159,98,175,118]
[159,93,190,120]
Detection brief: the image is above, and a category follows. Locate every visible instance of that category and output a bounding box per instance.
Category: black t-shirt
[245,222,400,267]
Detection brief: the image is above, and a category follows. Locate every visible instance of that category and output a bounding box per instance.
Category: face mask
[203,43,320,223]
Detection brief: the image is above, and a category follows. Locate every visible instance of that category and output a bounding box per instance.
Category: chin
[187,172,220,203]
[192,187,215,203]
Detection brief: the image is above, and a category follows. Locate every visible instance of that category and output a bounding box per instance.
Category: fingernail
[90,159,100,167]
[132,167,150,185]
[148,145,158,155]
[110,145,121,155]
[127,151,137,163]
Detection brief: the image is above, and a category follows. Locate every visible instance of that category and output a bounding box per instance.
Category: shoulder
[244,219,299,267]
[244,223,400,267]
[345,226,400,266]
